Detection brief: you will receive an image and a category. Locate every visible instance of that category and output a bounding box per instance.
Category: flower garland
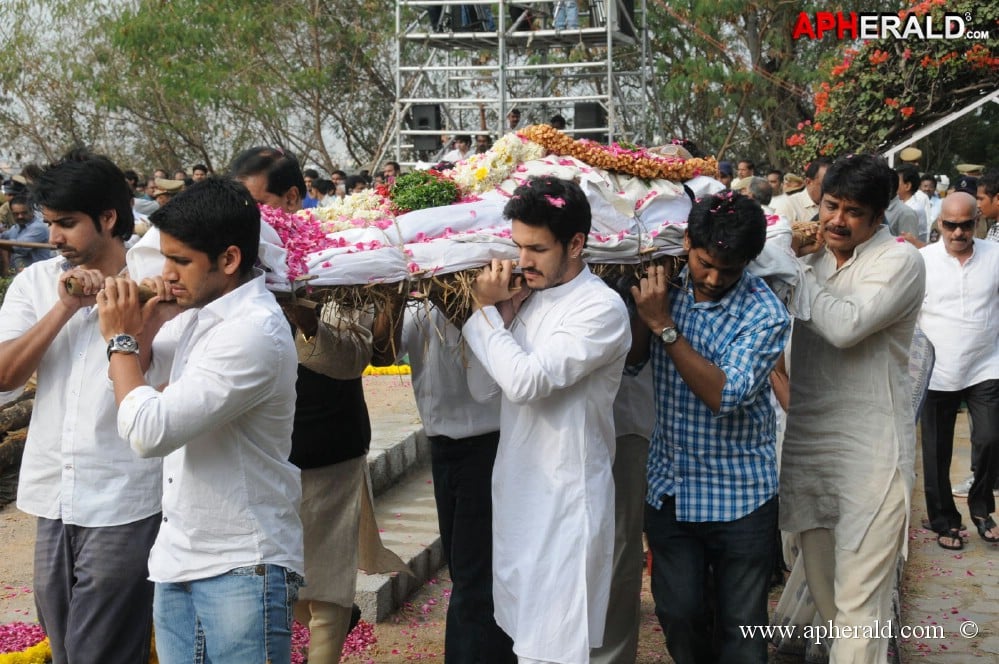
[258,204,341,281]
[0,620,336,664]
[0,623,47,664]
[519,124,718,181]
[448,133,546,194]
[364,364,412,376]
[310,189,395,233]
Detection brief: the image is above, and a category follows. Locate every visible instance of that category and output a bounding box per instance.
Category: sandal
[937,528,964,551]
[972,515,999,543]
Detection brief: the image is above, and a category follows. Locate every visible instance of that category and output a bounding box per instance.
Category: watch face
[660,327,678,344]
[112,334,139,353]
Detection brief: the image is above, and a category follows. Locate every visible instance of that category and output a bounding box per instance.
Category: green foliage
[0,0,396,174]
[0,277,12,305]
[390,171,459,212]
[645,0,831,164]
[784,0,999,164]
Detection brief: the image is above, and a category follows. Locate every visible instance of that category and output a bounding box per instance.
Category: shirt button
[63,464,72,470]
[167,477,173,483]
[162,516,168,522]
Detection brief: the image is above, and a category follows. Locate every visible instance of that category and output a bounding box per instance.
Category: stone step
[367,428,430,497]
[355,460,444,622]
[355,378,444,622]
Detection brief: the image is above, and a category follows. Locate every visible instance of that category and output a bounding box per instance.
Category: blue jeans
[554,1,579,29]
[645,496,777,664]
[153,564,303,664]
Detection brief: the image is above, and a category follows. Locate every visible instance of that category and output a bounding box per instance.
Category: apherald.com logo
[792,11,990,40]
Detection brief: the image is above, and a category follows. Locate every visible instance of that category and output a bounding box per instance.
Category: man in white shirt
[772,157,831,224]
[920,174,942,231]
[442,134,473,164]
[230,146,407,663]
[0,149,162,664]
[461,177,630,663]
[918,191,999,549]
[781,154,925,663]
[505,107,522,131]
[742,176,776,214]
[97,177,304,664]
[372,300,515,663]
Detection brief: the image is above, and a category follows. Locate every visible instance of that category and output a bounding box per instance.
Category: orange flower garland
[518,124,718,182]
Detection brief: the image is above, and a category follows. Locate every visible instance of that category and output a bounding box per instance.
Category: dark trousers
[430,432,515,664]
[34,513,160,664]
[645,496,778,664]
[922,379,999,532]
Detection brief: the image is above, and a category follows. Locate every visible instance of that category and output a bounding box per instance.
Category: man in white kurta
[462,177,630,664]
[781,154,925,663]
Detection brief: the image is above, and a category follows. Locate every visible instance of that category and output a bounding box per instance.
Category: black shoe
[348,603,362,634]
[973,515,999,543]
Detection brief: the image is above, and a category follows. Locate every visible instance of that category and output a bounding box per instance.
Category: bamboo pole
[65,276,156,303]
[0,239,56,250]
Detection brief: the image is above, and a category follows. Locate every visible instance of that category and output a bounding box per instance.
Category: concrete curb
[359,428,444,621]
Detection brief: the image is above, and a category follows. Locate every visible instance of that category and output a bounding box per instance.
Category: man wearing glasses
[917,191,999,550]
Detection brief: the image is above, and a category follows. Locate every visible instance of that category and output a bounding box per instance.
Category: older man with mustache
[780,153,926,663]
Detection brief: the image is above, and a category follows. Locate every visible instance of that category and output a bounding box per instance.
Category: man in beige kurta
[781,154,925,663]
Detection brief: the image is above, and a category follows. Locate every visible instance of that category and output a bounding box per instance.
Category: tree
[97,0,397,173]
[643,0,845,166]
[0,0,120,165]
[0,0,397,174]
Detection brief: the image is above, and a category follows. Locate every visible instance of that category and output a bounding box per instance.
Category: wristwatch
[659,325,679,345]
[107,333,140,360]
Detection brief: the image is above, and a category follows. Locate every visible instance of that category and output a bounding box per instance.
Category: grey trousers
[590,433,650,664]
[34,513,160,664]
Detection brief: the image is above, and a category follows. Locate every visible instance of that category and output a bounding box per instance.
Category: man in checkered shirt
[630,192,790,664]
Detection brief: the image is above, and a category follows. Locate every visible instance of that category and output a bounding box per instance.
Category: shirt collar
[197,268,269,322]
[530,264,591,303]
[679,266,749,310]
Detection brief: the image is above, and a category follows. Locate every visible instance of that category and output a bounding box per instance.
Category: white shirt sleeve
[462,307,503,403]
[462,297,628,404]
[119,321,290,458]
[801,248,925,349]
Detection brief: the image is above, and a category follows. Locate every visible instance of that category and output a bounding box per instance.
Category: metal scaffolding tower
[389,0,650,166]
